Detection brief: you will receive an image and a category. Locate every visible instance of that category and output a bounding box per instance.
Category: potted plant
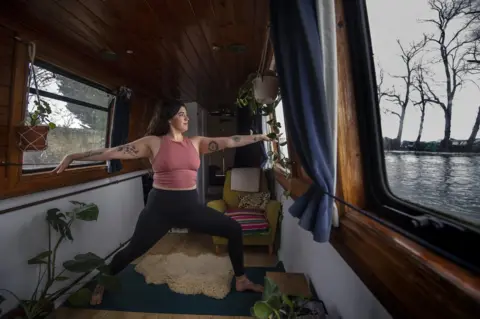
[252,70,279,105]
[0,201,119,319]
[251,277,328,319]
[15,98,56,152]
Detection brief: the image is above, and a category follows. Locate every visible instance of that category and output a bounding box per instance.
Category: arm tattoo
[253,136,258,141]
[208,141,219,152]
[117,144,139,157]
[232,136,241,143]
[79,150,104,159]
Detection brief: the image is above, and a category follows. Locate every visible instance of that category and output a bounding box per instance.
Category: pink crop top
[152,136,201,188]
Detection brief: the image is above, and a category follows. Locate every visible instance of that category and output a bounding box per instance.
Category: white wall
[276,183,391,319]
[0,171,146,313]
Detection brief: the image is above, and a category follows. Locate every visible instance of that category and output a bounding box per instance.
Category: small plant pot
[15,125,50,151]
[252,74,279,104]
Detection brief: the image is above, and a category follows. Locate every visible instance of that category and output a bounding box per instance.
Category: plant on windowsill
[0,201,119,319]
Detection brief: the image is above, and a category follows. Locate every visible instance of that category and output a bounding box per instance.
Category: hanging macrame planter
[16,41,56,152]
[252,25,279,105]
[252,70,279,105]
[16,124,50,151]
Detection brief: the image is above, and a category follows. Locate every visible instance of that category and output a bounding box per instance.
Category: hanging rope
[256,24,271,78]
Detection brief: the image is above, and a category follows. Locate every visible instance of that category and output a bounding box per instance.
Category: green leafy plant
[251,277,310,319]
[0,201,119,319]
[24,99,56,129]
[235,72,292,179]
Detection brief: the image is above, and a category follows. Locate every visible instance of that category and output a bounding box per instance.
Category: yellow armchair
[207,169,281,255]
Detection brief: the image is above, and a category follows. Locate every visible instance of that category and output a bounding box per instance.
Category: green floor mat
[64,262,285,316]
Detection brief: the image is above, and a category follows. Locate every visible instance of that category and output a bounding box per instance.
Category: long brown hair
[145,99,184,136]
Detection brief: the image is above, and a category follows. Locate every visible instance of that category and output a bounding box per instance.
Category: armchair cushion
[225,208,270,235]
[207,199,227,213]
[238,192,270,210]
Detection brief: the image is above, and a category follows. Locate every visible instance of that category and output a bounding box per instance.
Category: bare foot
[90,284,105,305]
[235,276,264,293]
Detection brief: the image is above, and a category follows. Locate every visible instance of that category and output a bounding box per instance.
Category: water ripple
[385,153,480,226]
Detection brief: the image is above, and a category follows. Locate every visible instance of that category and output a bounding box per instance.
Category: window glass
[273,100,290,160]
[23,63,112,172]
[366,0,480,226]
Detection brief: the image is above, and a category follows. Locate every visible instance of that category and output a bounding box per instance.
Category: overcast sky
[366,0,479,141]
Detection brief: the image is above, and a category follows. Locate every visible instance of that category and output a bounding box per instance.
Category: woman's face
[169,106,189,133]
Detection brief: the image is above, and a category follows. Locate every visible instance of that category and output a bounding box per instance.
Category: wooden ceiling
[0,0,271,109]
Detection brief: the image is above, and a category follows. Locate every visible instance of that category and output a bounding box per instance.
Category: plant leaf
[252,301,273,319]
[74,203,99,221]
[48,122,56,129]
[67,288,92,307]
[27,250,52,265]
[262,276,280,300]
[63,252,105,273]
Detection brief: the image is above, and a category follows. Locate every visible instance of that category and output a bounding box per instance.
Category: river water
[384,153,480,226]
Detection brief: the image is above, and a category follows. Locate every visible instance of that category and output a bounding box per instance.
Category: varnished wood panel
[334,0,365,211]
[0,26,14,187]
[0,0,270,109]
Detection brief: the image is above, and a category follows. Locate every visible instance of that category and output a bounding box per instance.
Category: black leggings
[108,188,245,276]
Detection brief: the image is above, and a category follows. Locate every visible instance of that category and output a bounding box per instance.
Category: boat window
[272,100,290,161]
[22,61,113,173]
[347,0,480,271]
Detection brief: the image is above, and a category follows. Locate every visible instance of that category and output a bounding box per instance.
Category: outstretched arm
[52,136,154,173]
[192,134,269,155]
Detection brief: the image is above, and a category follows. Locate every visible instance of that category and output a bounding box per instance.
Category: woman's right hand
[52,154,74,174]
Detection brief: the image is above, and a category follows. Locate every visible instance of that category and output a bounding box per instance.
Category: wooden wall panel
[0,26,14,188]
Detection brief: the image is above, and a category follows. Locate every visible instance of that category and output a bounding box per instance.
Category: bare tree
[411,64,431,148]
[467,0,480,63]
[376,62,390,105]
[383,37,427,149]
[466,106,480,150]
[422,0,480,150]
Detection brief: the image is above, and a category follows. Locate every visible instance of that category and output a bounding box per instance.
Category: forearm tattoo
[79,150,104,159]
[232,136,241,143]
[208,141,219,152]
[117,144,139,157]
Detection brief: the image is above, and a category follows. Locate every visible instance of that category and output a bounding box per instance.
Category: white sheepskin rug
[134,252,234,299]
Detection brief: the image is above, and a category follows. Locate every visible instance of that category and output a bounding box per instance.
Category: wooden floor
[54,233,280,319]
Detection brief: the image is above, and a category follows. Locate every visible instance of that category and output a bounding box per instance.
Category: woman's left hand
[260,133,282,142]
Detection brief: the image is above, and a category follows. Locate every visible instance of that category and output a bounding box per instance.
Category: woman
[53,100,272,305]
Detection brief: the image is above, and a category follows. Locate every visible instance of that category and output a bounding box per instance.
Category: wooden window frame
[1,39,145,199]
[272,0,480,318]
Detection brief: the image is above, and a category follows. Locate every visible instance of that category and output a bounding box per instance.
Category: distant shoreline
[385,150,480,157]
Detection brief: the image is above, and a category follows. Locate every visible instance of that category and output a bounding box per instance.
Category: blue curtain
[107,86,132,173]
[270,0,335,242]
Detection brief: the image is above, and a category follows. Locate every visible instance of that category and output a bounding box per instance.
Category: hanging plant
[15,42,56,152]
[235,73,292,179]
[252,69,279,105]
